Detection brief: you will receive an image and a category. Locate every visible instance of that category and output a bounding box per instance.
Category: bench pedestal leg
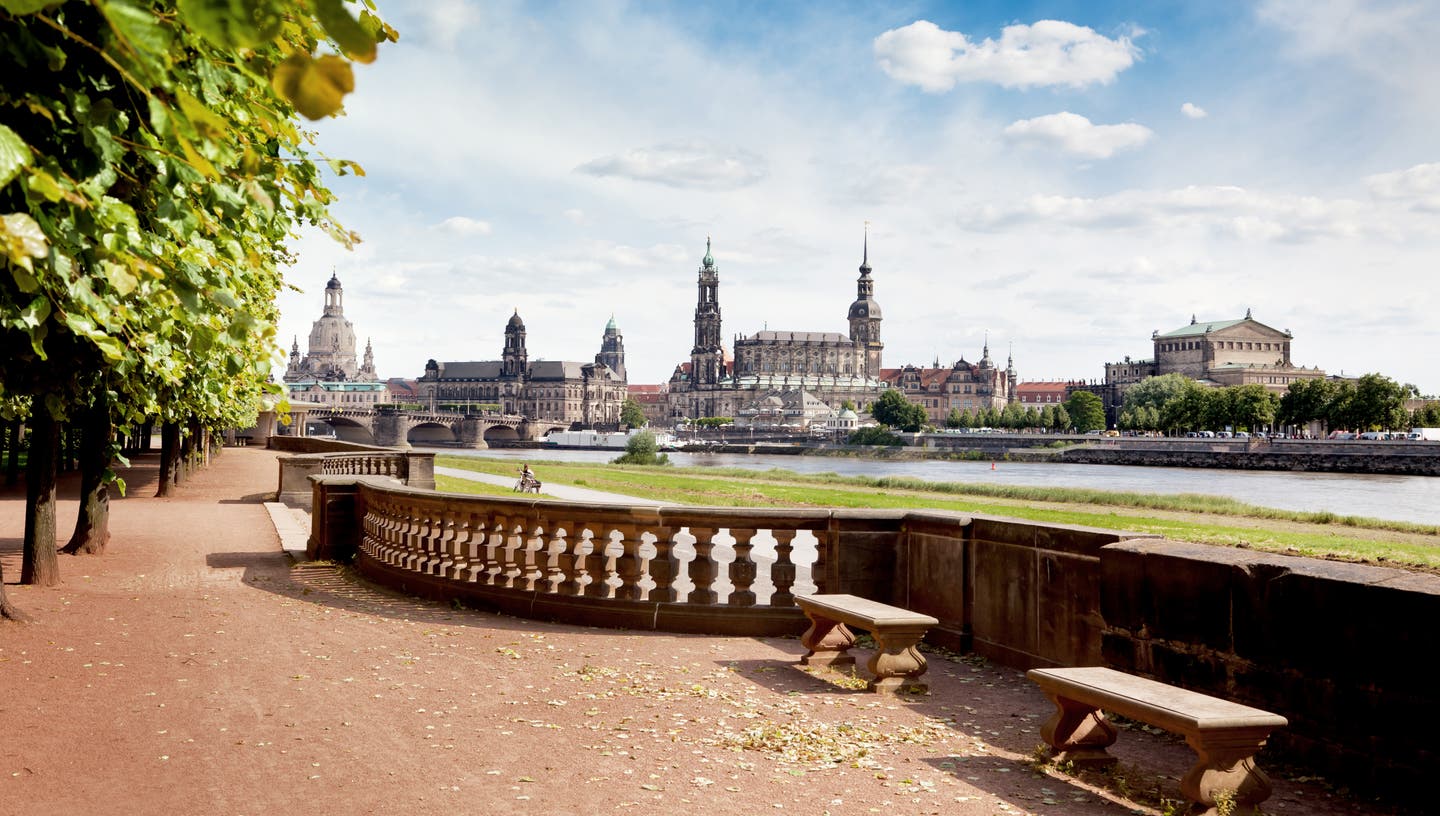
[800,615,856,668]
[1039,694,1118,766]
[1181,730,1275,815]
[867,630,930,694]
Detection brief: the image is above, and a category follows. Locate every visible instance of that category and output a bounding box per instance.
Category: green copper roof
[606,314,617,331]
[702,236,714,268]
[1156,317,1247,338]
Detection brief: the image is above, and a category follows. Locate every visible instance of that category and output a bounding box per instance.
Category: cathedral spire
[859,221,871,275]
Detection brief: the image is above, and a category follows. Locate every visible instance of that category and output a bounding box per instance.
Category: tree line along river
[424,447,1440,527]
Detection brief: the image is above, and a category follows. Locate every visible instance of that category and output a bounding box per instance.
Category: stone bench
[1028,666,1287,815]
[795,593,938,694]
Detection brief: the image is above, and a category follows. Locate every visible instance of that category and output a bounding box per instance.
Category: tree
[0,1,394,614]
[620,396,647,428]
[944,407,963,428]
[1038,405,1055,431]
[1349,373,1409,431]
[1278,378,1337,432]
[612,430,670,466]
[1228,384,1278,431]
[1051,405,1069,432]
[871,389,926,432]
[1064,391,1106,433]
[1122,374,1196,415]
[846,426,904,446]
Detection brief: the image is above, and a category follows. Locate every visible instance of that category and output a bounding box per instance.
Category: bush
[612,430,671,465]
[846,426,905,446]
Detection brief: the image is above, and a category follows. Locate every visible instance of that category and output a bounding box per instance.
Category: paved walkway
[0,448,1384,815]
[436,465,664,505]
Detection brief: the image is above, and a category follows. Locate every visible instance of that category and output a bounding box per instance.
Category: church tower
[847,227,884,377]
[502,309,528,378]
[690,238,724,388]
[596,315,626,381]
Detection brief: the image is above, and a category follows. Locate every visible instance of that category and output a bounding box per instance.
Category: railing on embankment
[271,437,435,506]
[298,458,1440,802]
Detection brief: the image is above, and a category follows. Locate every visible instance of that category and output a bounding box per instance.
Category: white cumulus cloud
[576,141,767,189]
[1181,102,1208,118]
[873,19,1140,92]
[436,216,493,235]
[1004,112,1154,159]
[1366,162,1440,211]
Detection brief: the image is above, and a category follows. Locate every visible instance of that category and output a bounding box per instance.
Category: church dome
[326,273,342,290]
[848,298,881,320]
[507,309,525,328]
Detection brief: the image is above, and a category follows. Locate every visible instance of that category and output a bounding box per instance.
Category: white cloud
[1004,112,1154,159]
[436,216,493,235]
[576,141,768,189]
[1181,102,1208,119]
[958,184,1385,242]
[563,208,586,224]
[1366,162,1440,211]
[873,19,1140,91]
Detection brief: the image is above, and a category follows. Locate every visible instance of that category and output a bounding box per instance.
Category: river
[422,447,1440,526]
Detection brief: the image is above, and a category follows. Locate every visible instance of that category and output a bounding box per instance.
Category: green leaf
[314,0,377,63]
[19,295,51,329]
[0,0,63,14]
[177,0,284,49]
[0,124,32,188]
[26,169,67,203]
[271,54,354,120]
[100,1,174,71]
[1,213,49,272]
[102,260,139,296]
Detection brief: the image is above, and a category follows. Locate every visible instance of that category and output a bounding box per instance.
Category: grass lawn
[436,454,1440,572]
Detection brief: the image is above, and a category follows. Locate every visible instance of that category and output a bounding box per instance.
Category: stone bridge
[304,407,566,448]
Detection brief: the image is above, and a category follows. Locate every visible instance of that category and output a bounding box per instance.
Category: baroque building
[283,273,385,408]
[879,342,1018,425]
[1099,310,1326,422]
[667,235,889,420]
[418,311,627,426]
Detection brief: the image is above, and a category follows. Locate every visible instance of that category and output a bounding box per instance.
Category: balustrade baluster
[499,518,523,588]
[728,528,758,607]
[481,518,505,585]
[519,523,545,592]
[613,525,643,601]
[431,508,458,576]
[769,530,798,606]
[560,527,591,596]
[811,529,830,594]
[585,529,617,599]
[542,525,568,593]
[647,527,679,603]
[446,510,475,580]
[687,527,718,605]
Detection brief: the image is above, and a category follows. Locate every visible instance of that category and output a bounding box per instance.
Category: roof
[741,330,849,344]
[628,384,666,394]
[1156,318,1247,338]
[432,361,504,379]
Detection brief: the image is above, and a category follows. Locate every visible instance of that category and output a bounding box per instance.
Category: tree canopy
[1063,390,1105,433]
[870,389,927,432]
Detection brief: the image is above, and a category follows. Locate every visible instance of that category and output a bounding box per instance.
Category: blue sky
[278,0,1440,393]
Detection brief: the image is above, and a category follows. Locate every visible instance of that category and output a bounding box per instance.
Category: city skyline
[276,1,1440,393]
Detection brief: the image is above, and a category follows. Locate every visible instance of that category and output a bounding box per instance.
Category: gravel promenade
[0,447,1392,815]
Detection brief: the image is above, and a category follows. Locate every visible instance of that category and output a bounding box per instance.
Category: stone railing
[301,466,1440,802]
[275,444,435,508]
[312,478,834,635]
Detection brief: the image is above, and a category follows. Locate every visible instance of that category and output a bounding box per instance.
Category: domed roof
[326,272,342,290]
[848,299,881,320]
[507,309,525,328]
[606,314,617,332]
[838,407,858,420]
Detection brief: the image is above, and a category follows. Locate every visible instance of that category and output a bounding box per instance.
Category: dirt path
[0,448,1400,815]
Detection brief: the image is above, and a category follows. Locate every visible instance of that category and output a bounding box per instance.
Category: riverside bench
[1028,666,1287,815]
[795,594,938,694]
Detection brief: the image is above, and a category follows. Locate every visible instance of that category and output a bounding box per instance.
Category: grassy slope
[435,455,1440,571]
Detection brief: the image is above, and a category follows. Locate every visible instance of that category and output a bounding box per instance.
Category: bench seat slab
[796,594,938,695]
[1028,667,1286,815]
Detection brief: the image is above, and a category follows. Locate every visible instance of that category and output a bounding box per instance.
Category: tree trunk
[156,421,180,497]
[63,391,112,555]
[139,420,154,452]
[22,411,61,587]
[0,563,29,622]
[2,419,18,487]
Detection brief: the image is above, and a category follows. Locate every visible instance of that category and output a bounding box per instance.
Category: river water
[423,447,1440,526]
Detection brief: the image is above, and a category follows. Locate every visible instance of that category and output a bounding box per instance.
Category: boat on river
[542,429,677,450]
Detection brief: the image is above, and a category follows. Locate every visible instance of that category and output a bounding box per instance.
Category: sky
[275,0,1440,394]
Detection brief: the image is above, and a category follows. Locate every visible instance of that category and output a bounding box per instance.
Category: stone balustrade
[277,448,435,507]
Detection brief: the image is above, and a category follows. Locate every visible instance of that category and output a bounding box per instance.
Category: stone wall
[1058,443,1440,475]
[1099,539,1439,795]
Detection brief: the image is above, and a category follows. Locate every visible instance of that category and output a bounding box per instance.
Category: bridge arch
[483,425,520,444]
[317,417,377,445]
[407,422,458,446]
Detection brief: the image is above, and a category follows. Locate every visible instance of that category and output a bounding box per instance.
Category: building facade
[879,343,1018,425]
[282,273,386,407]
[1100,311,1326,422]
[418,311,627,426]
[667,236,888,420]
